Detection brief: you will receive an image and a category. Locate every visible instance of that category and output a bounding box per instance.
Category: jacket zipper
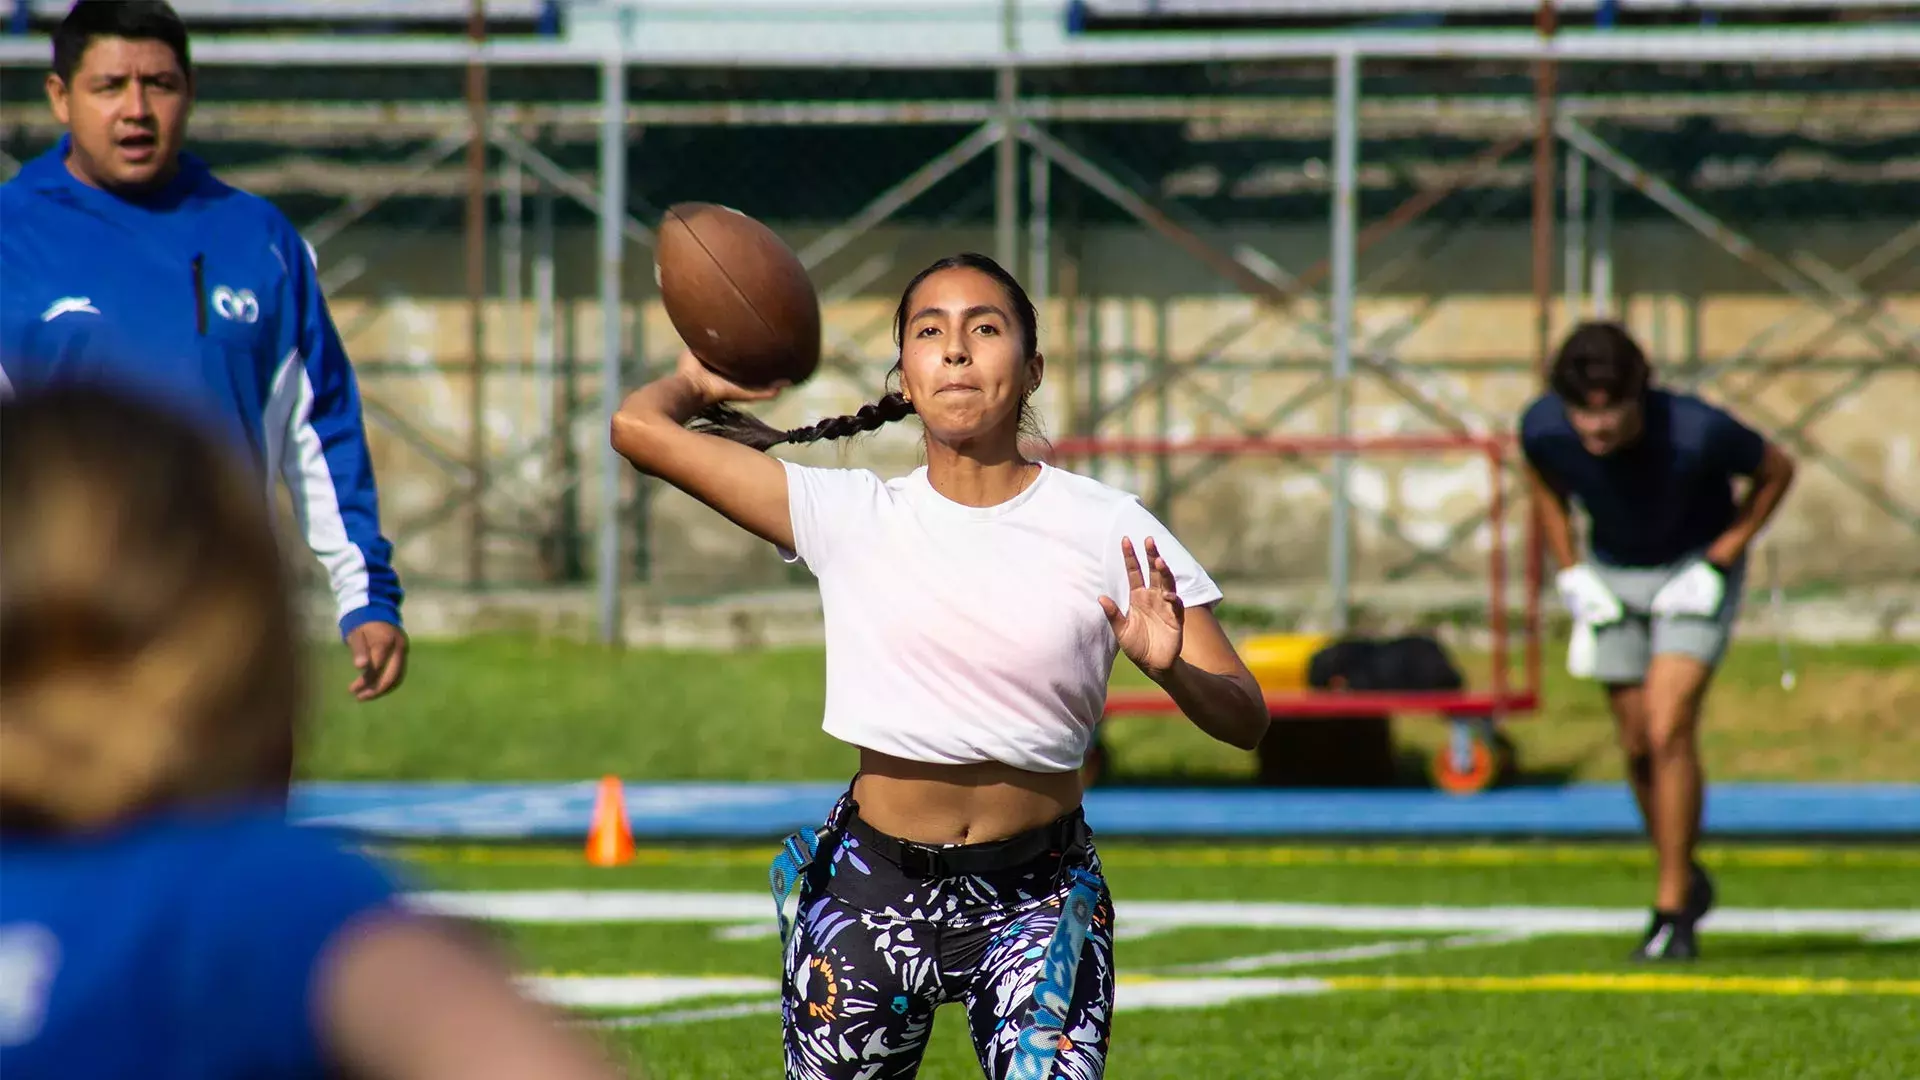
[192,254,207,335]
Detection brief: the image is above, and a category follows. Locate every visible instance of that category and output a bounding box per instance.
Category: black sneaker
[1684,860,1717,922]
[1632,911,1699,962]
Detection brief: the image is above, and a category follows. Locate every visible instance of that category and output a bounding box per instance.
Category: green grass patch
[392,839,1920,1079]
[495,922,775,978]
[302,635,1920,785]
[593,981,1920,1080]
[387,842,1920,909]
[591,994,1918,1080]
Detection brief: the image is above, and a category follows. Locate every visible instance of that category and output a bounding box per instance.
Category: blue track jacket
[0,137,403,637]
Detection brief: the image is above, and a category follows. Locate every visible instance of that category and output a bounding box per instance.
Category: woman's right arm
[609,351,795,552]
[319,913,635,1080]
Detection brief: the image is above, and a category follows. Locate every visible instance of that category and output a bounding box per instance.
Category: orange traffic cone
[585,774,635,867]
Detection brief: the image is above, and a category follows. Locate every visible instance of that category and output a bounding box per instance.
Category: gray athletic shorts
[1590,555,1746,685]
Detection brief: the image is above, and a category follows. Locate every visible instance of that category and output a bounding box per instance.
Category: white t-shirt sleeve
[1103,497,1224,612]
[780,460,888,571]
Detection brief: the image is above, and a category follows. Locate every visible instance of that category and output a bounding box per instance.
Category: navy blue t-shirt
[1519,388,1768,568]
[0,804,402,1079]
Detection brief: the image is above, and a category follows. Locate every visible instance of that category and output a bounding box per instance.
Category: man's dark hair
[1549,321,1650,406]
[53,1,191,84]
[693,252,1045,452]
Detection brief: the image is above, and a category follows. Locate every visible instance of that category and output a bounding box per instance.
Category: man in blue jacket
[0,1,408,701]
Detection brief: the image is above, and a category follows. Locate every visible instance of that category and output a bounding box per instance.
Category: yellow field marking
[378,843,1920,870]
[1098,846,1920,870]
[1320,973,1920,997]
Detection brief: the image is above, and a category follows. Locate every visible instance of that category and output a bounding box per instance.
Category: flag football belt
[844,809,1090,880]
[769,806,1091,946]
[767,805,1104,1079]
[769,823,829,949]
[1008,866,1105,1080]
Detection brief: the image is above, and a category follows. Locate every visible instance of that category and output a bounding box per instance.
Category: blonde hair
[0,387,303,833]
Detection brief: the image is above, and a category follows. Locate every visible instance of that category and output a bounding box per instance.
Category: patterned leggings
[780,796,1116,1080]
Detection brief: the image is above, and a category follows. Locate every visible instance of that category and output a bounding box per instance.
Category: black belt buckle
[895,840,945,880]
[887,811,1086,880]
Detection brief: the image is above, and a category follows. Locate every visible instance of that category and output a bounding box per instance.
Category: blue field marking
[293,781,843,840]
[290,782,1920,841]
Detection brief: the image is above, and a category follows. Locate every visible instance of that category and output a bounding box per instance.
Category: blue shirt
[0,806,401,1080]
[0,138,402,637]
[1520,387,1768,568]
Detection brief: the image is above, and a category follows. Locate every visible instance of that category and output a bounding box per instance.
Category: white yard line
[1153,930,1533,976]
[524,965,1920,1023]
[414,890,768,924]
[520,975,778,1010]
[1113,901,1920,937]
[527,974,1339,1015]
[1117,977,1332,1009]
[409,890,1920,939]
[577,1001,784,1029]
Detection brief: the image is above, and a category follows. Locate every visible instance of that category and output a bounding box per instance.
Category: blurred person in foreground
[0,386,632,1080]
[1520,322,1796,961]
[0,0,407,702]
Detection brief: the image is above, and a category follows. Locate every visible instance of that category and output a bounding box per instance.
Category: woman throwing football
[611,252,1268,1080]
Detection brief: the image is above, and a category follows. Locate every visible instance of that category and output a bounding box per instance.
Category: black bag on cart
[1257,633,1464,788]
[1307,634,1465,693]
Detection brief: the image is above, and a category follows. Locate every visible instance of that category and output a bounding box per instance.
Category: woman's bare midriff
[852,749,1084,847]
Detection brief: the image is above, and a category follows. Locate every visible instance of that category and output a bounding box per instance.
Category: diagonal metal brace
[1018,119,1483,435]
[1068,129,1527,435]
[305,129,470,251]
[799,121,1004,272]
[491,125,656,248]
[1559,118,1920,363]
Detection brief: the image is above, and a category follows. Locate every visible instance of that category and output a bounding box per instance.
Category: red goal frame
[1045,433,1544,722]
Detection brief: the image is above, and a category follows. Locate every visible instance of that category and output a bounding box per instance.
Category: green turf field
[301,635,1920,784]
[386,842,1920,1080]
[309,635,1918,1076]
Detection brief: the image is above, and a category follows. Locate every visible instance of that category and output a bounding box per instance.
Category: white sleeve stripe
[263,348,300,482]
[266,347,372,621]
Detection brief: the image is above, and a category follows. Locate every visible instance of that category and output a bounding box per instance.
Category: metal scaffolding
[3,24,1915,643]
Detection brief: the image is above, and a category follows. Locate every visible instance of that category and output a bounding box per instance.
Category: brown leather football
[655,202,821,389]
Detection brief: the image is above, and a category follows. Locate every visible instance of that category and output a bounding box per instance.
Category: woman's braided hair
[690,252,1041,451]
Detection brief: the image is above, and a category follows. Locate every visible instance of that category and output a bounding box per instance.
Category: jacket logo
[41,296,100,322]
[0,922,62,1047]
[211,286,260,324]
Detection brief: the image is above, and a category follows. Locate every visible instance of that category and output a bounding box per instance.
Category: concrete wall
[312,218,1920,601]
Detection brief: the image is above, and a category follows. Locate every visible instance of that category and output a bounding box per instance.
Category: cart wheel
[1081,732,1108,789]
[1431,722,1515,795]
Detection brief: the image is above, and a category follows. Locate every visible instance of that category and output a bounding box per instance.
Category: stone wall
[310,219,1920,602]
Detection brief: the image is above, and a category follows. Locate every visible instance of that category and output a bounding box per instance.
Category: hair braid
[689,392,916,452]
[782,393,915,446]
[689,251,1038,454]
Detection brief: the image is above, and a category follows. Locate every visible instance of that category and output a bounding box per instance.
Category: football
[655,202,822,390]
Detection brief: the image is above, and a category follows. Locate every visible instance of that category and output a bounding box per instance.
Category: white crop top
[780,459,1223,773]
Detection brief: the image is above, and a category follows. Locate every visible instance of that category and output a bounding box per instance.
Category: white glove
[1566,619,1599,679]
[1651,559,1726,618]
[1556,564,1625,628]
